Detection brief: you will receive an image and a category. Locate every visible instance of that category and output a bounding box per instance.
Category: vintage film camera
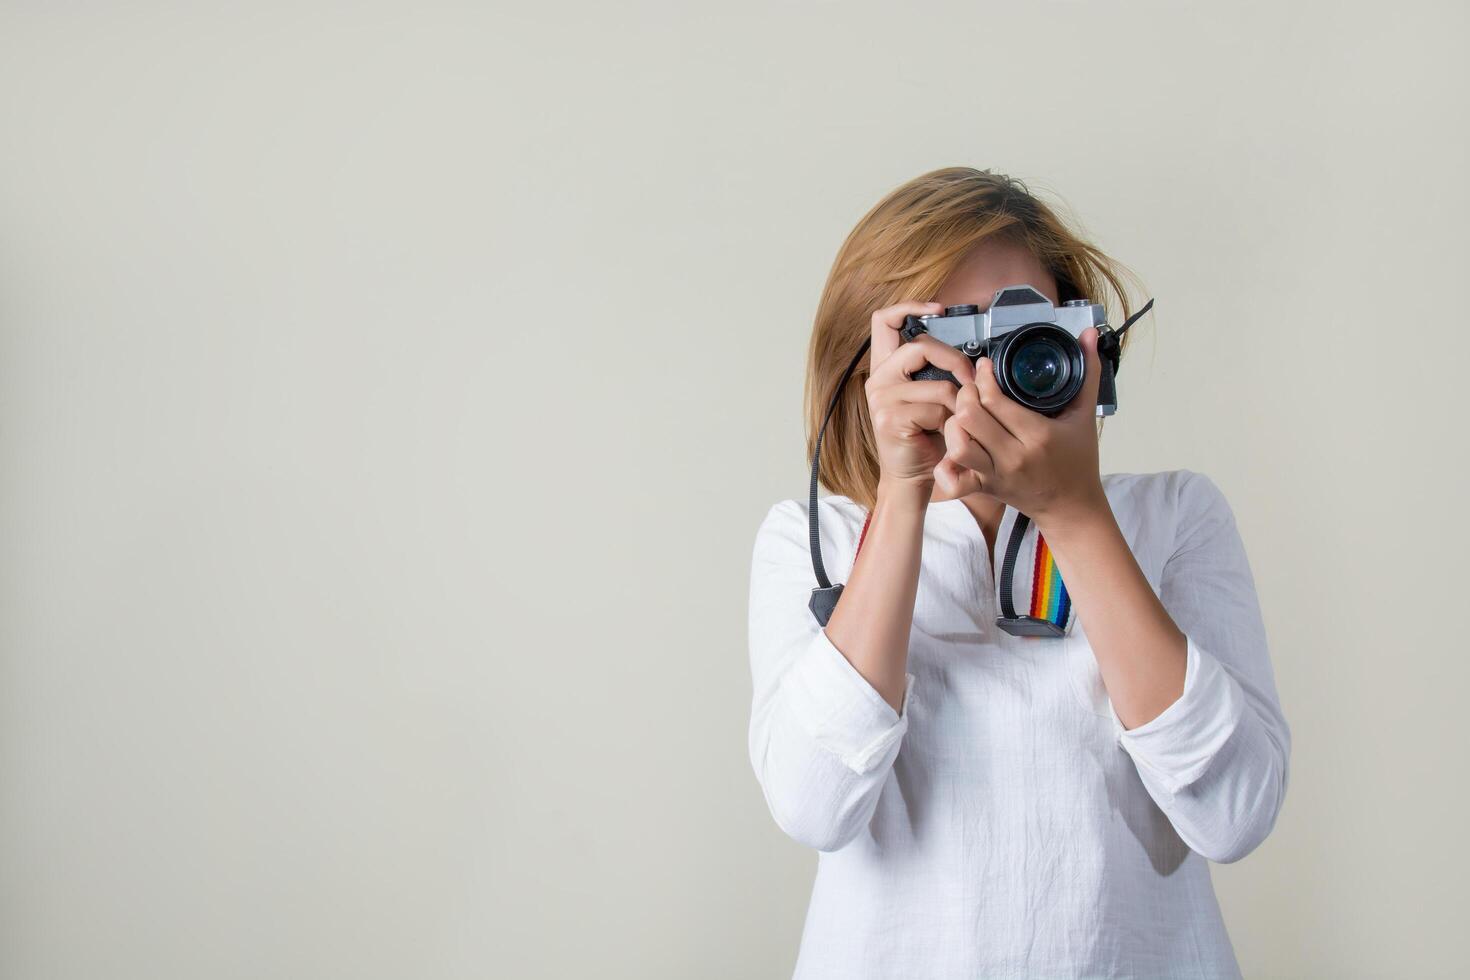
[899,284,1125,416]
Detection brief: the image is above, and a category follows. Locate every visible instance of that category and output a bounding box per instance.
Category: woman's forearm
[1037,493,1188,730]
[824,476,931,713]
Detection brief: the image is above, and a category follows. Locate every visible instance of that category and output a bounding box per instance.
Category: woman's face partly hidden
[931,237,1060,312]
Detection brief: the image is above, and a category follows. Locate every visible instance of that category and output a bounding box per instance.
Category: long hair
[805,167,1150,511]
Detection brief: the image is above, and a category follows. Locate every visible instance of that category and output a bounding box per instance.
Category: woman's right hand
[864,301,979,490]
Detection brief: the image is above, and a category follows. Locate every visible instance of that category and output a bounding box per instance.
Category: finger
[1054,327,1103,424]
[934,457,976,498]
[973,355,1048,446]
[871,385,954,432]
[893,379,963,415]
[942,413,996,483]
[871,334,979,387]
[870,381,958,435]
[870,300,944,367]
[951,381,1024,466]
[934,457,962,497]
[899,399,952,433]
[939,459,985,498]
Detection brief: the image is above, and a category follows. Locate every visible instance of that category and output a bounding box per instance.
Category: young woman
[747,168,1291,979]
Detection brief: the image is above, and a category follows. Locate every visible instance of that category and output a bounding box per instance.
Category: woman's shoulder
[1102,468,1238,555]
[754,494,866,546]
[751,494,871,573]
[758,493,865,526]
[1104,467,1231,506]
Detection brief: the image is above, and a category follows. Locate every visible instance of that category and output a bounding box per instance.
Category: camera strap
[805,298,1154,633]
[991,506,1075,637]
[818,500,1075,636]
[806,336,871,626]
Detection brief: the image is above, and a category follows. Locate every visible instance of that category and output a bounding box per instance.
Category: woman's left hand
[934,326,1110,526]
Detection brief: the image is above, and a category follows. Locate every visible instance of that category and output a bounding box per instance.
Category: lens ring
[993,324,1085,414]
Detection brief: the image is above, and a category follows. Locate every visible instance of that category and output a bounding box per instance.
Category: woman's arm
[1037,488,1190,732]
[825,475,931,711]
[745,299,979,853]
[746,478,928,852]
[941,328,1291,864]
[1042,471,1292,864]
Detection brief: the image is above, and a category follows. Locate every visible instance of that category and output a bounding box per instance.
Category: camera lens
[1010,337,1069,399]
[992,324,1085,415]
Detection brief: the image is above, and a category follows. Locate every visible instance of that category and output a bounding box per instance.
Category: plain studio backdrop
[1,2,1464,978]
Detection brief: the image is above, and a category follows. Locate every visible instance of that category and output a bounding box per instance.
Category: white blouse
[746,469,1291,980]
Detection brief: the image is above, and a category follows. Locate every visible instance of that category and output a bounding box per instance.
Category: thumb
[1060,327,1102,422]
[934,457,962,497]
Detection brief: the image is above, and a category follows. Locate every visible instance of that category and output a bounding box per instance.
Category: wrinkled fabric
[747,470,1291,980]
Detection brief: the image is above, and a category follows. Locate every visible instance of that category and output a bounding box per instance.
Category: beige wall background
[1,2,1464,978]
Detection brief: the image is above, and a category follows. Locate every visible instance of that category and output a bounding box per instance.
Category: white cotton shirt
[746,469,1292,980]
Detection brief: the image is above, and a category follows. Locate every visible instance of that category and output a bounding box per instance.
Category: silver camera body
[899,284,1119,417]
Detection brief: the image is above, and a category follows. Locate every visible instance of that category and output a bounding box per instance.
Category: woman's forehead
[935,240,1059,308]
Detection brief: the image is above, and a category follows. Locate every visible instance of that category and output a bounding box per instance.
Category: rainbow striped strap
[992,505,1077,637]
[1026,529,1074,630]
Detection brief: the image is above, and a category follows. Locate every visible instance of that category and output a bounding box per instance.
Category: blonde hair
[805,167,1150,511]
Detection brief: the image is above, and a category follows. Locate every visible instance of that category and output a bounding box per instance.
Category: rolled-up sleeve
[1106,471,1293,864]
[747,499,913,852]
